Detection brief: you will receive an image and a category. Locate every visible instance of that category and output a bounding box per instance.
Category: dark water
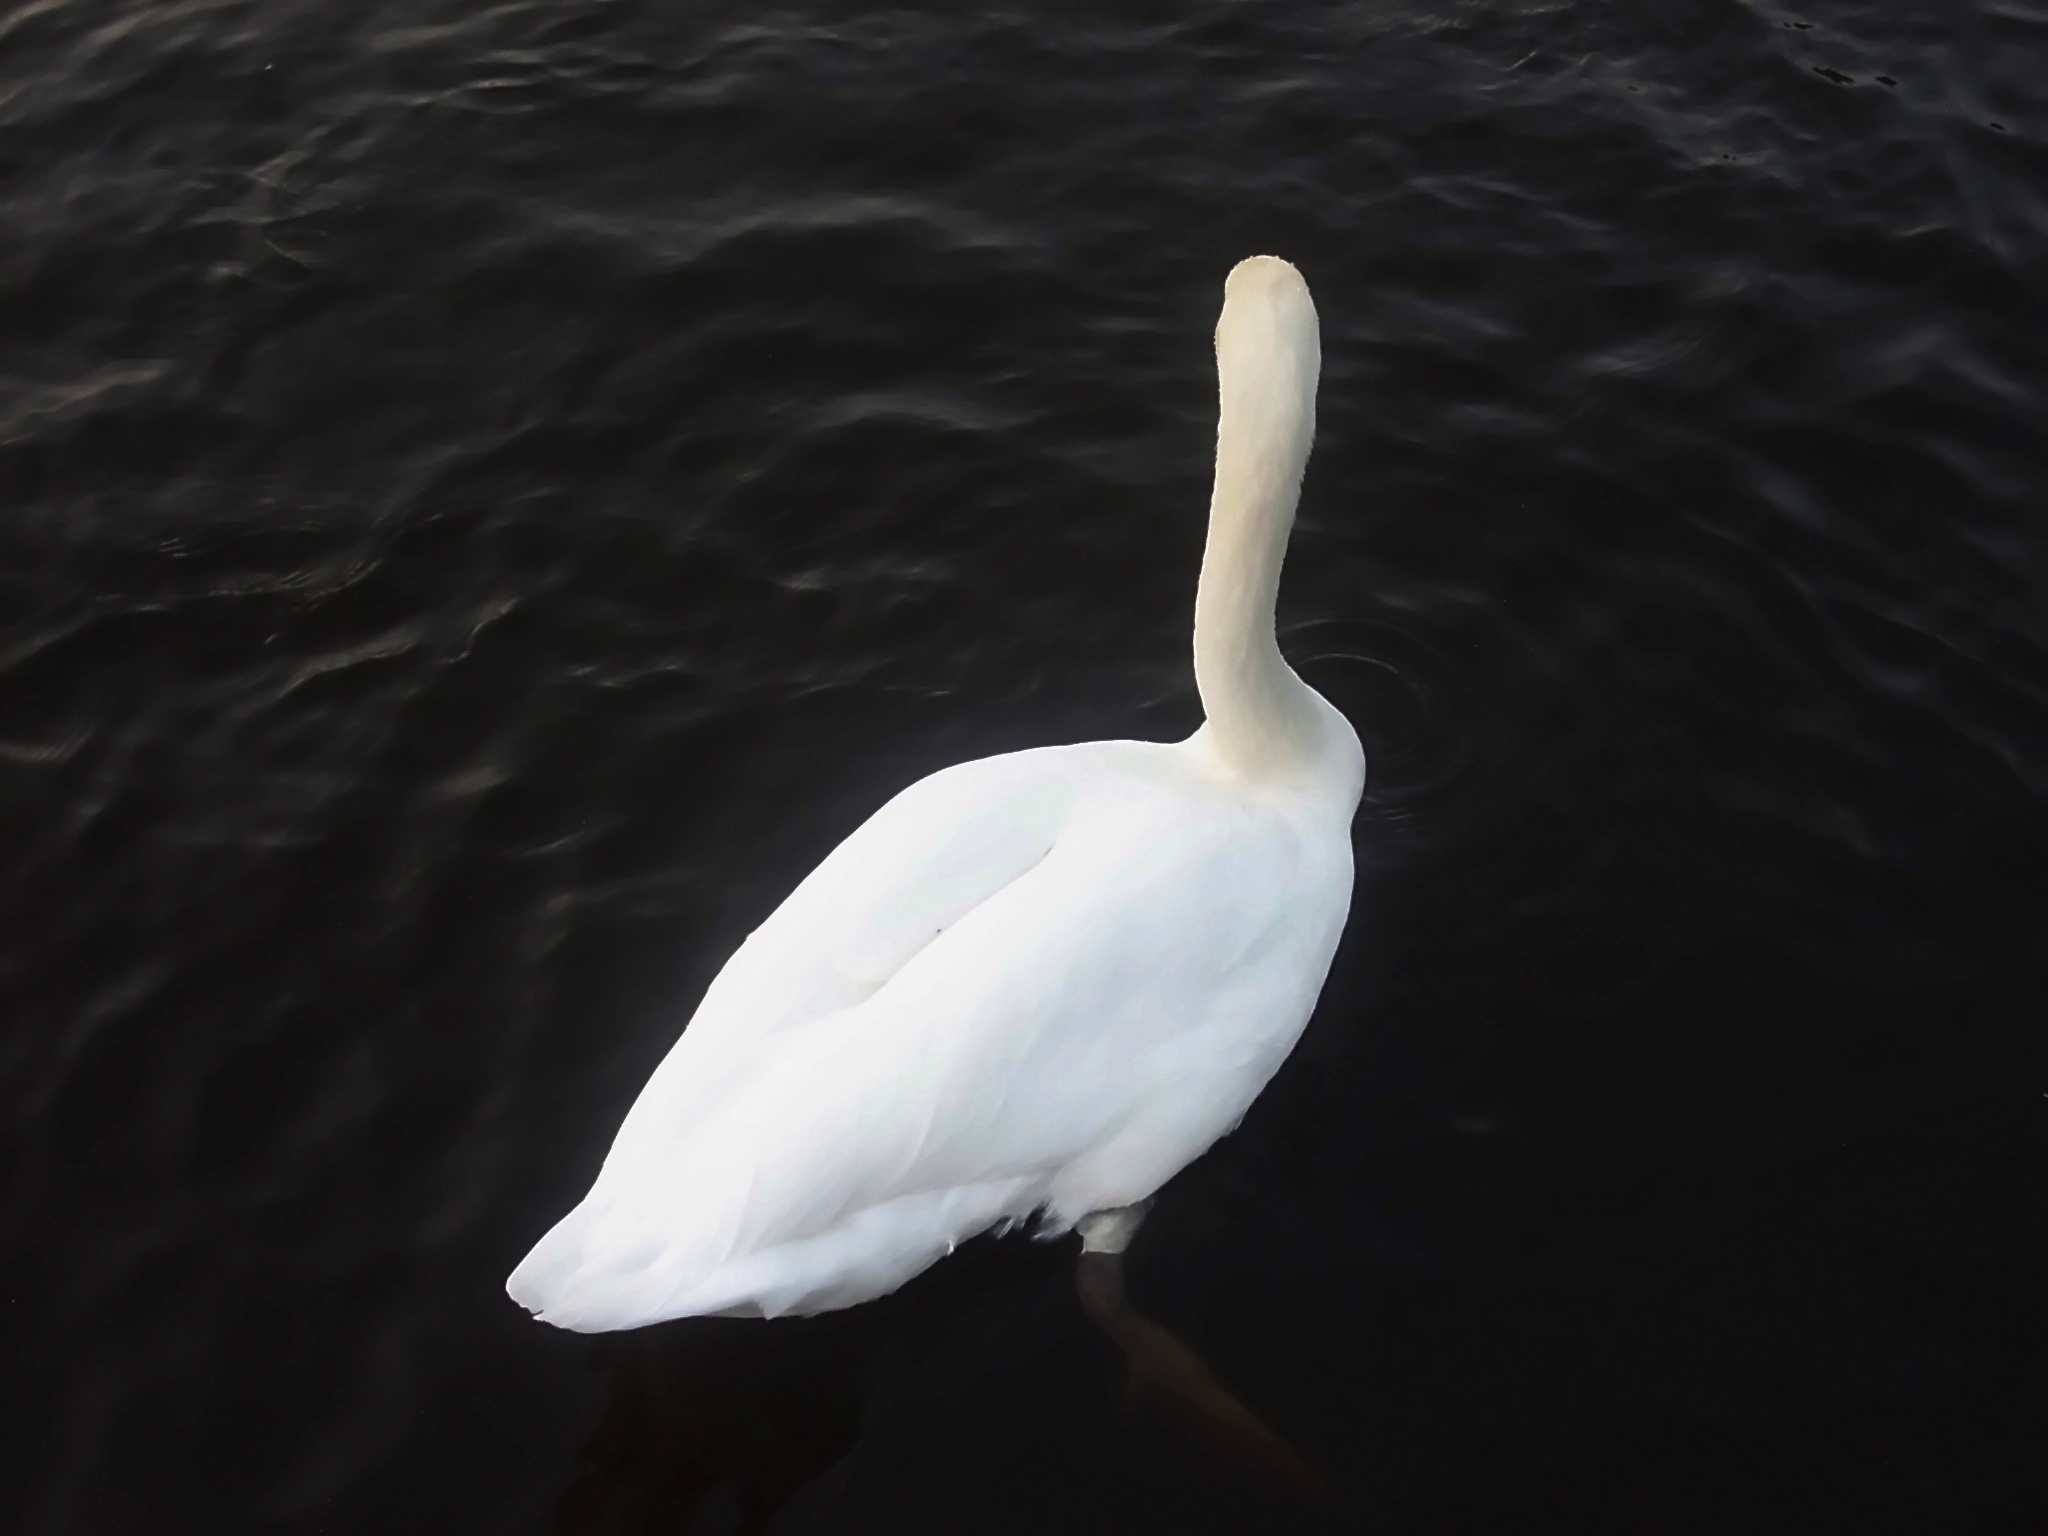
[7,0,2047,1530]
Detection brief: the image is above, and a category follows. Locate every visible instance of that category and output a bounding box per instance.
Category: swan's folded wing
[787,748,1077,995]
[506,746,1084,1318]
[587,746,1084,1173]
[705,746,1076,1027]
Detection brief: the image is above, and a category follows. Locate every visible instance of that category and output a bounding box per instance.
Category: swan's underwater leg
[1071,1204,1330,1505]
[1077,1201,1153,1257]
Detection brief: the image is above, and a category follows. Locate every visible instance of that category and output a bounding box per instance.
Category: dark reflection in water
[550,1241,1350,1532]
[7,0,2047,1531]
[553,1317,864,1534]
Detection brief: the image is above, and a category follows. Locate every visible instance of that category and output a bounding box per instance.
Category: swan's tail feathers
[507,1177,1049,1330]
[505,1205,587,1320]
[505,1202,651,1333]
[508,1197,736,1332]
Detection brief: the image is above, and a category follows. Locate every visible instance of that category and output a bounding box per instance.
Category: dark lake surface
[7,1,2047,1530]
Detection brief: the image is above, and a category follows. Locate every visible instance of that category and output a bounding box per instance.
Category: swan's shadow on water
[550,1237,1339,1533]
[551,1311,864,1535]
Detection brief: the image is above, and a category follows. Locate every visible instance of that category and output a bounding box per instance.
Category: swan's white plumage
[508,255,1363,1330]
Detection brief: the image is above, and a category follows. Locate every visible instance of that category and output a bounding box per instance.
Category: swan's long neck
[1193,259,1322,779]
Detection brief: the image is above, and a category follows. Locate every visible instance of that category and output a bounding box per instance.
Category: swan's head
[1212,255,1319,480]
[1215,255,1320,395]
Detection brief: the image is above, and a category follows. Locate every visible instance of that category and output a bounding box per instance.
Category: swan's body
[509,256,1362,1330]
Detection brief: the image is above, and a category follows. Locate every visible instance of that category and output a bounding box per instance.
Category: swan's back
[507,730,1356,1328]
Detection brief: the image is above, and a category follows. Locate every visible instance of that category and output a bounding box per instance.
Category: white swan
[508,255,1363,1330]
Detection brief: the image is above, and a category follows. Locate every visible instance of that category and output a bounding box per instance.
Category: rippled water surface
[8,1,2047,1530]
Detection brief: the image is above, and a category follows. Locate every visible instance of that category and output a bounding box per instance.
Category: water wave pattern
[5,1,2045,1530]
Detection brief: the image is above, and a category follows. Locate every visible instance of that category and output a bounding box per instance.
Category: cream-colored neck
[1191,257,1322,779]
